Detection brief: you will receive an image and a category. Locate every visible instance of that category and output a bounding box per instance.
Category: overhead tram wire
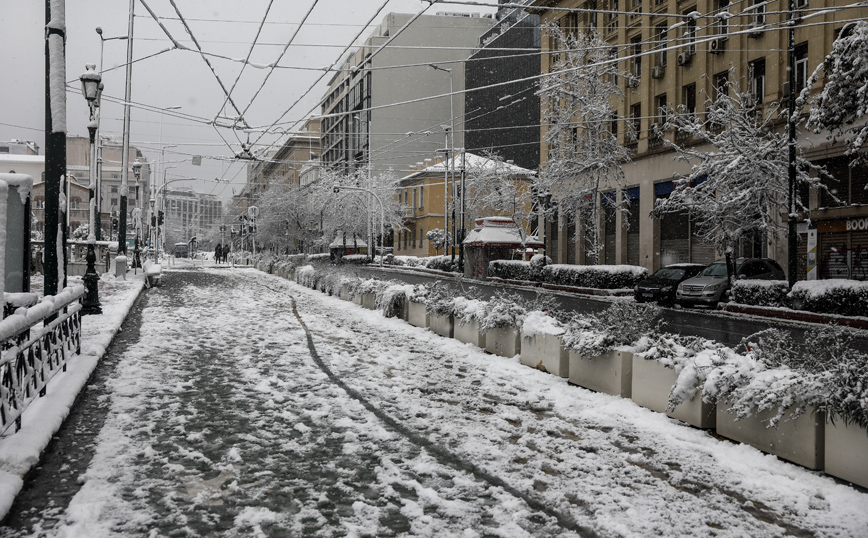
[220,0,277,120]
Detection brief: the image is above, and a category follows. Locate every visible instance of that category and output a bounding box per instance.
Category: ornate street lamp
[131,159,143,269]
[79,64,102,315]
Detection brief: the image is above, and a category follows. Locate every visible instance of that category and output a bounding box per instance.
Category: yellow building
[531,0,868,280]
[394,152,536,258]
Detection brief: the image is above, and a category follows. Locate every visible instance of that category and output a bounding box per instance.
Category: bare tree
[652,74,825,257]
[462,151,536,241]
[537,24,630,264]
[808,20,868,165]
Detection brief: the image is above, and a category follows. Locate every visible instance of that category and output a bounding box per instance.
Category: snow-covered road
[5,265,867,537]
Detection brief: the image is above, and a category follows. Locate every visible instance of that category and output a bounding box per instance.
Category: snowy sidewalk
[0,272,147,519]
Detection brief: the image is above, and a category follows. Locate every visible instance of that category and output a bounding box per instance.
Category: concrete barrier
[716,404,825,470]
[361,292,377,310]
[455,318,485,348]
[824,419,868,488]
[568,349,633,398]
[520,331,569,377]
[631,356,715,428]
[408,301,428,328]
[484,325,521,357]
[429,312,454,338]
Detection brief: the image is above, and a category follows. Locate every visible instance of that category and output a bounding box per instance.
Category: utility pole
[45,0,67,296]
[786,0,798,287]
[118,0,136,259]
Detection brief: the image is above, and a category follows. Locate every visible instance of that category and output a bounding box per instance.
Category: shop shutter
[820,232,849,279]
[851,231,868,280]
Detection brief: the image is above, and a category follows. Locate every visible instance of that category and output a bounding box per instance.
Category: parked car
[676,258,785,308]
[634,263,706,306]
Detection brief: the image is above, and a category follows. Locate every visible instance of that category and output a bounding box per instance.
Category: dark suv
[675,258,785,308]
[635,264,706,306]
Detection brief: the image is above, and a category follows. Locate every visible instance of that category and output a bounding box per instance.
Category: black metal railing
[0,285,84,434]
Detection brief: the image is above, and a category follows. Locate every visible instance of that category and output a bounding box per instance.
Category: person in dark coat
[222,243,230,263]
[215,244,222,264]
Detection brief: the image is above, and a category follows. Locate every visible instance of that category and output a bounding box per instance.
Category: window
[795,0,807,8]
[655,23,668,66]
[714,71,729,102]
[111,198,118,207]
[606,0,619,33]
[682,83,696,118]
[655,94,667,126]
[630,36,642,78]
[70,198,81,209]
[629,103,641,141]
[682,9,697,54]
[749,58,765,105]
[714,0,729,36]
[749,0,766,26]
[610,112,619,138]
[795,43,809,93]
[111,186,118,193]
[34,197,44,209]
[419,186,424,208]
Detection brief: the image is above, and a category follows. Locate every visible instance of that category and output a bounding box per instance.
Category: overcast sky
[0,0,496,200]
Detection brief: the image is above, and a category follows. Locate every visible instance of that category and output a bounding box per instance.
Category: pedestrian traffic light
[158,210,164,225]
[112,218,118,231]
[151,215,156,227]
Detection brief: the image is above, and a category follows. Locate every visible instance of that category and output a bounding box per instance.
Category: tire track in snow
[248,277,597,538]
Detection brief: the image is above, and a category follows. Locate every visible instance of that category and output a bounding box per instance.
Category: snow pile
[521,310,564,337]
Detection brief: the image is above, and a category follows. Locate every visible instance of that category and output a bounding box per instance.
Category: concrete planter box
[429,312,454,338]
[408,301,429,328]
[568,349,633,397]
[631,356,716,428]
[361,292,377,310]
[520,331,569,377]
[484,325,521,357]
[716,404,825,470]
[824,420,868,488]
[352,293,363,306]
[339,284,352,302]
[455,318,485,348]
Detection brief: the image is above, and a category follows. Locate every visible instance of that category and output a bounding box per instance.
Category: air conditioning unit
[627,75,640,88]
[710,37,725,54]
[651,65,665,79]
[677,52,693,66]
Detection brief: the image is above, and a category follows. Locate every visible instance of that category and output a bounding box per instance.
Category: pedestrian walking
[222,243,230,264]
[215,244,222,264]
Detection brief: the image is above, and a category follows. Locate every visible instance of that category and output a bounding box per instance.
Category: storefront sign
[819,217,868,233]
[806,230,817,280]
[845,217,868,231]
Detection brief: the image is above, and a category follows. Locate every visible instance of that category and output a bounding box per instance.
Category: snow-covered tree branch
[537,25,630,263]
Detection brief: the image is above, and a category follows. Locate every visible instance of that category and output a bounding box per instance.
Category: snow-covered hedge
[295,265,319,289]
[789,279,868,317]
[731,280,789,307]
[700,327,868,429]
[489,260,647,289]
[307,253,331,264]
[561,302,659,356]
[390,255,460,273]
[376,283,413,318]
[634,334,724,411]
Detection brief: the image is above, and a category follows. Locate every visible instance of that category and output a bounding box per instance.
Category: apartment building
[465,1,542,170]
[247,118,321,203]
[531,0,868,280]
[320,12,493,177]
[164,187,223,246]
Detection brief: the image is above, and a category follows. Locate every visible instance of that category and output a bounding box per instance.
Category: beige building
[395,152,535,257]
[247,118,321,203]
[531,0,868,280]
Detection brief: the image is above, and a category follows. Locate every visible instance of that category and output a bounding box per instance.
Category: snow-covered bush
[788,279,868,317]
[322,272,352,296]
[561,302,660,356]
[423,255,461,273]
[489,260,533,281]
[521,310,565,338]
[701,327,868,429]
[307,253,331,264]
[730,280,789,307]
[543,264,648,290]
[340,254,369,265]
[478,290,557,333]
[635,334,724,411]
[377,283,413,318]
[421,282,456,316]
[450,296,489,325]
[295,265,319,289]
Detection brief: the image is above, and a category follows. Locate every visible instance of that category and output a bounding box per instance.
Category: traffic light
[112,218,118,231]
[158,210,164,225]
[151,215,156,227]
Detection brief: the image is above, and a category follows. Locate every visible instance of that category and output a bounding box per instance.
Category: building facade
[531,0,868,280]
[395,152,535,257]
[465,1,542,170]
[247,118,321,203]
[320,12,494,178]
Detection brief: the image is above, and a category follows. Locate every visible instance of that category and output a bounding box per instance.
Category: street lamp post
[80,64,103,315]
[95,27,128,241]
[132,159,142,269]
[429,64,456,262]
[118,0,136,265]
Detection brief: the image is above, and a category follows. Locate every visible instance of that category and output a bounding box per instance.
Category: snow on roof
[400,152,535,182]
[0,154,43,163]
[462,217,541,247]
